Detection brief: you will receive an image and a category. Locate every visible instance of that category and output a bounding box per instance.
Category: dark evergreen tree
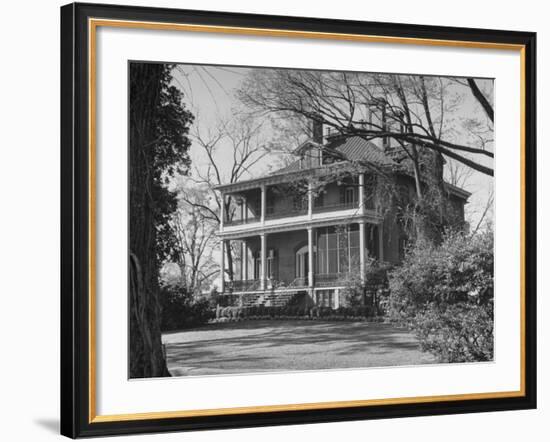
[129,63,194,378]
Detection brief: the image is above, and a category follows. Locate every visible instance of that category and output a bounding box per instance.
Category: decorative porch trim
[219,213,383,240]
[222,286,348,296]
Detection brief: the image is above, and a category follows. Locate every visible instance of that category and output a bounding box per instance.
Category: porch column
[240,241,245,281]
[378,222,384,261]
[261,184,266,225]
[242,240,248,280]
[260,233,266,289]
[359,221,366,282]
[308,180,313,219]
[220,239,226,293]
[308,227,314,287]
[219,192,225,231]
[358,173,365,215]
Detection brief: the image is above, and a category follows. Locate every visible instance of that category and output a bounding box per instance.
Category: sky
[170,63,494,230]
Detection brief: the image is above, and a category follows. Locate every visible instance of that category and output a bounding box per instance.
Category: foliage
[139,65,195,264]
[238,68,492,242]
[414,303,493,362]
[129,62,194,377]
[238,69,494,176]
[160,286,215,332]
[388,228,494,362]
[338,255,392,308]
[175,115,270,283]
[214,305,377,322]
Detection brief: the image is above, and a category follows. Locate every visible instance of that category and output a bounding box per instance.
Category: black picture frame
[61,2,537,438]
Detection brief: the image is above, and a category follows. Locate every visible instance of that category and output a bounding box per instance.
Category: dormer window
[322,152,338,165]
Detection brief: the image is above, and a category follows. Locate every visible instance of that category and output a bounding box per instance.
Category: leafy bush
[339,257,392,314]
[215,304,375,321]
[160,287,215,331]
[414,303,493,362]
[388,229,494,362]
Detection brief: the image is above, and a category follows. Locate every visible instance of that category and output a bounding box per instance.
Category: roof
[214,135,470,201]
[444,182,471,200]
[275,136,394,174]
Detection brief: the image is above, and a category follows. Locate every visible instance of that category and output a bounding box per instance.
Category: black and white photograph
[0,0,543,439]
[129,62,495,379]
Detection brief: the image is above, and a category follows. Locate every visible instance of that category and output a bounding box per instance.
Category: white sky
[170,63,494,230]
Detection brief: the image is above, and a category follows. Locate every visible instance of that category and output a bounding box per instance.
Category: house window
[253,249,278,280]
[398,236,408,261]
[314,191,324,208]
[267,248,277,280]
[316,290,334,308]
[339,180,358,207]
[366,225,380,260]
[266,190,275,215]
[253,251,261,279]
[364,174,376,209]
[295,245,309,280]
[344,187,355,205]
[316,225,360,275]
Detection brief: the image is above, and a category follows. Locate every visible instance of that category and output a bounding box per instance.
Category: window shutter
[339,186,345,204]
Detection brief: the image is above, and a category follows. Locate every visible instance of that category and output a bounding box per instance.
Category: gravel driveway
[162,320,436,376]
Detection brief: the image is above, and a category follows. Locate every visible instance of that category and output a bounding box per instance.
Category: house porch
[219,222,383,308]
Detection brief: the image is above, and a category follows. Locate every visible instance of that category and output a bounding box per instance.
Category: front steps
[240,291,300,307]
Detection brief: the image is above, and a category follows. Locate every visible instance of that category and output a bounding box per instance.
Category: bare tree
[168,189,218,294]
[177,116,270,282]
[471,190,495,234]
[466,78,494,123]
[238,70,494,242]
[446,157,475,189]
[238,70,494,176]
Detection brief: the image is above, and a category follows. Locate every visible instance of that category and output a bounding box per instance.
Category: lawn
[162,320,437,376]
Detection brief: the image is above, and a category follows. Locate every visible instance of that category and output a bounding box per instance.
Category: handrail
[312,201,358,213]
[224,216,260,226]
[265,206,307,219]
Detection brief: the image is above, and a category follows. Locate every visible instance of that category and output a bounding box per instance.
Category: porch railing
[227,273,359,291]
[226,279,262,292]
[312,201,359,214]
[224,214,261,226]
[288,277,308,288]
[223,199,363,226]
[226,277,312,292]
[315,273,347,287]
[265,205,307,220]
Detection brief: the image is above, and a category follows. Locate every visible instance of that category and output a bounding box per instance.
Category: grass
[162,320,437,376]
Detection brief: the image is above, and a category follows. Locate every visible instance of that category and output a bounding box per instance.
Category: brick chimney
[311,118,324,145]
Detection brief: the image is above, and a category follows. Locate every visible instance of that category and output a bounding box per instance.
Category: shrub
[339,256,392,313]
[388,229,494,362]
[160,287,215,331]
[214,305,375,321]
[415,302,493,362]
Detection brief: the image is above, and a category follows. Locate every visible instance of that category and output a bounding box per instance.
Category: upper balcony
[220,174,376,233]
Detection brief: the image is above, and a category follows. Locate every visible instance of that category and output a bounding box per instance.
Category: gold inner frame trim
[88,17,527,424]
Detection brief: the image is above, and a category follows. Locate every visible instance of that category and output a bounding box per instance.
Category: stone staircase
[241,291,300,307]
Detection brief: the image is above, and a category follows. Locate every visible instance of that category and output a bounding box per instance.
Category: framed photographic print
[60,2,537,438]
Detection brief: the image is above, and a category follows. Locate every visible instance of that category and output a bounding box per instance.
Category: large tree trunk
[129,63,170,378]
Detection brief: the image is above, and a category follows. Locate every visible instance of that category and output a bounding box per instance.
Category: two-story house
[214,121,470,309]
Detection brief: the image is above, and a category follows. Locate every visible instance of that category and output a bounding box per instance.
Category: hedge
[214,305,379,322]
